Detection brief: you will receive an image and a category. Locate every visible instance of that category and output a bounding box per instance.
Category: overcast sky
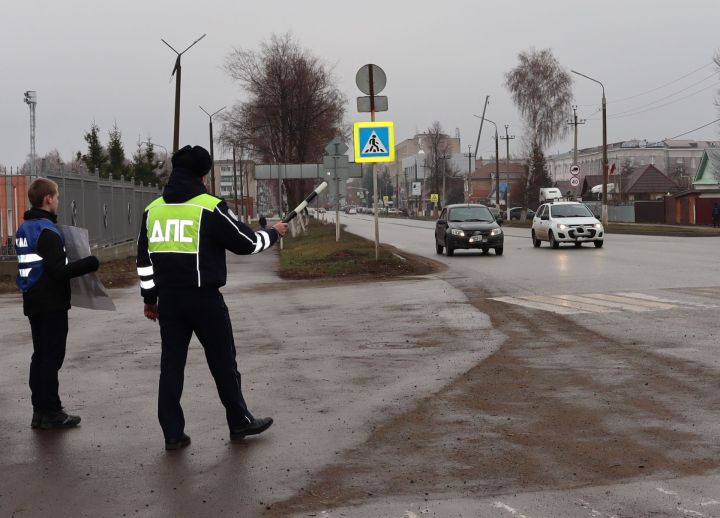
[2,0,720,169]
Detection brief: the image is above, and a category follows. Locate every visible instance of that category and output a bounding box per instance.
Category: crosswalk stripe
[555,294,654,312]
[583,293,675,310]
[618,292,718,308]
[490,296,587,315]
[546,295,620,313]
[523,294,618,313]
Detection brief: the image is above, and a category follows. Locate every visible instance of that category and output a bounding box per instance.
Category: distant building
[546,139,719,190]
[469,160,526,207]
[210,159,256,218]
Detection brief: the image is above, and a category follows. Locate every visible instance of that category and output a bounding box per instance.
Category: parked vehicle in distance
[539,187,562,204]
[345,206,357,214]
[509,207,535,220]
[387,208,398,215]
[531,201,604,249]
[487,207,504,224]
[435,204,504,256]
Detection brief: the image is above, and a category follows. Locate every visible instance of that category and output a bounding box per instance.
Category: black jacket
[21,208,99,317]
[136,168,279,304]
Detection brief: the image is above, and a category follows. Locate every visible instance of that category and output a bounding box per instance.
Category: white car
[531,202,604,248]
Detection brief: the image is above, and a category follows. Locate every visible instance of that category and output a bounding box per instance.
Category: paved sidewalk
[0,252,502,518]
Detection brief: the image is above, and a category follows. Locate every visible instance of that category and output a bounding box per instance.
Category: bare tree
[221,33,346,207]
[423,121,456,208]
[505,48,573,210]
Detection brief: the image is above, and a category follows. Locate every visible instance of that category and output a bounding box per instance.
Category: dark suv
[435,204,504,256]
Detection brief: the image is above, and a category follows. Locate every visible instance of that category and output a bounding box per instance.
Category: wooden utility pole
[500,125,515,220]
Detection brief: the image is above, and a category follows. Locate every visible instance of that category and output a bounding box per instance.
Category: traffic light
[23,91,36,105]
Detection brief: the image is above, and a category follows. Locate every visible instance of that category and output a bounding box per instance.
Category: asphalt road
[2,215,720,518]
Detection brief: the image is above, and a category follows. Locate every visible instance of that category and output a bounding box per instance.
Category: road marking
[547,294,653,313]
[582,293,676,310]
[545,295,620,313]
[492,502,530,517]
[619,292,719,308]
[491,296,588,315]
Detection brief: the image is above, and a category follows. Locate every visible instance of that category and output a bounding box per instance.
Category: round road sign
[570,177,580,187]
[355,64,387,95]
[570,165,580,176]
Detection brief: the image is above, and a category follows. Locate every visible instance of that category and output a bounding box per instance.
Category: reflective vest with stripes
[145,194,221,255]
[16,219,63,293]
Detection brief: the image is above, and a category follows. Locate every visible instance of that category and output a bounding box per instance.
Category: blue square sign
[353,121,395,163]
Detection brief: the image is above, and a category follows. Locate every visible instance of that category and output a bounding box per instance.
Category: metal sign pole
[370,66,380,261]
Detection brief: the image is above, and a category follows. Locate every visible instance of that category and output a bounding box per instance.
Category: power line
[575,61,715,107]
[609,81,720,119]
[667,118,720,140]
[610,72,717,117]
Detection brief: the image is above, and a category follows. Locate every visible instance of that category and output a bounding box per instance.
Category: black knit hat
[171,145,212,177]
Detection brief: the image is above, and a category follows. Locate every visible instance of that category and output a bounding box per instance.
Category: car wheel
[435,241,443,255]
[446,239,455,256]
[594,240,604,248]
[574,242,582,248]
[549,231,560,249]
[495,247,503,255]
[532,230,541,248]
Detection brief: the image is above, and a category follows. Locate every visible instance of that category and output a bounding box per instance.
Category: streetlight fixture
[571,69,608,226]
[23,91,37,177]
[199,105,226,196]
[161,34,206,153]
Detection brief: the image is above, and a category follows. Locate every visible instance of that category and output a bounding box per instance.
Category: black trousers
[28,310,69,412]
[157,288,254,440]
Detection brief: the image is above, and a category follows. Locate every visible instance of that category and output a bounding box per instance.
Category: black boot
[31,410,41,429]
[39,410,81,430]
[230,417,273,441]
[165,433,191,451]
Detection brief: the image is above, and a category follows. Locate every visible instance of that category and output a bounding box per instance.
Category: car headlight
[594,223,603,229]
[450,228,465,236]
[557,224,568,230]
[490,228,502,236]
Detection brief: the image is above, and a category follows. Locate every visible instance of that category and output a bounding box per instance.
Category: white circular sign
[570,177,580,187]
[570,165,580,175]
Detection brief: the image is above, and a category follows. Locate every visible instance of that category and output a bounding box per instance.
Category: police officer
[136,145,288,450]
[16,178,99,429]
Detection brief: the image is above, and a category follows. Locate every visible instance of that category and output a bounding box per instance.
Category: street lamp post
[474,115,501,211]
[199,105,226,196]
[571,69,608,226]
[23,91,37,177]
[161,34,206,153]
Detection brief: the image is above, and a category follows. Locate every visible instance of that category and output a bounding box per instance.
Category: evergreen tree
[107,123,129,179]
[82,123,108,176]
[525,142,552,209]
[131,139,160,185]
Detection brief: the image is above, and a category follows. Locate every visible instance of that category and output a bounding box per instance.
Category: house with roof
[469,160,526,206]
[580,165,680,202]
[667,149,720,225]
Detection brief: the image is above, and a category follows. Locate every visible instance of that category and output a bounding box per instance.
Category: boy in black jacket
[16,178,100,429]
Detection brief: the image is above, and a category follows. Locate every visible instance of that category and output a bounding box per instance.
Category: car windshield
[550,204,593,218]
[448,207,494,222]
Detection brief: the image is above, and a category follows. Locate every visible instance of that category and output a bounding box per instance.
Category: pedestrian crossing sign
[353,121,395,163]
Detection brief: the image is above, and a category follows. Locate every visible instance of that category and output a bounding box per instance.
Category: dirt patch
[0,256,138,294]
[265,286,720,516]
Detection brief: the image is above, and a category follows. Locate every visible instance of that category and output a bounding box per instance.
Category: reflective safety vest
[145,194,221,254]
[16,219,63,293]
